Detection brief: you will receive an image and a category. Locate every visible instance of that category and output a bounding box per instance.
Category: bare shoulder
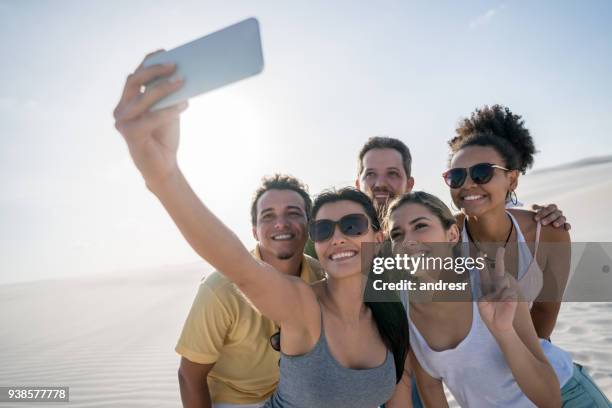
[508,208,570,243]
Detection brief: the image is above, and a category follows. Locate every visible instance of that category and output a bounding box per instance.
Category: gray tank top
[264,304,396,408]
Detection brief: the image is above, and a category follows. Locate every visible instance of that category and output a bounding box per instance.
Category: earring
[510,190,518,206]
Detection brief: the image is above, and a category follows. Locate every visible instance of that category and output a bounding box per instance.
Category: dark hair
[448,104,536,174]
[311,187,409,383]
[357,136,412,178]
[250,174,312,226]
[311,187,381,231]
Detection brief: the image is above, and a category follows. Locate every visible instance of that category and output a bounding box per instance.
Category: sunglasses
[270,330,280,352]
[309,213,369,243]
[442,163,510,189]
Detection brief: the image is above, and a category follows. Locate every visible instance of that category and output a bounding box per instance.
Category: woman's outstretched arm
[113,54,316,325]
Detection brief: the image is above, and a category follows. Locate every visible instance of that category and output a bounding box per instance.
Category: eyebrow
[260,205,304,215]
[409,216,430,224]
[364,166,402,172]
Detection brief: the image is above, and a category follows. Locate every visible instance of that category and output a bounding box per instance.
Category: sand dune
[1,160,611,406]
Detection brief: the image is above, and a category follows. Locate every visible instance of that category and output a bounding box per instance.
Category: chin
[276,251,297,260]
[322,261,362,280]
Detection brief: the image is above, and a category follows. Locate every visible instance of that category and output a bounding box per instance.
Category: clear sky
[1,0,611,283]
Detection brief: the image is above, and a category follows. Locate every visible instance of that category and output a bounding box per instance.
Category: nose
[330,224,347,245]
[462,172,477,189]
[373,174,388,188]
[274,215,290,230]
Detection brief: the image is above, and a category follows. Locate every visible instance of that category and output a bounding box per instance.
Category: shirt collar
[252,244,316,283]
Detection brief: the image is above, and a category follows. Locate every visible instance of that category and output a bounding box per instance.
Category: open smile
[329,250,358,261]
[271,233,295,241]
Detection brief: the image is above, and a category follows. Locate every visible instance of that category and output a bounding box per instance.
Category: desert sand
[1,159,611,407]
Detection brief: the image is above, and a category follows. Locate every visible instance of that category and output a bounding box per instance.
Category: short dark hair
[357,136,412,178]
[311,187,381,232]
[250,174,312,226]
[448,104,537,174]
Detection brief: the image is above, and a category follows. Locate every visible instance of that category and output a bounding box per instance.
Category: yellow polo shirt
[175,247,324,404]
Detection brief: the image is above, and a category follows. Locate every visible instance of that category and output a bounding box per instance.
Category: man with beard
[176,174,324,408]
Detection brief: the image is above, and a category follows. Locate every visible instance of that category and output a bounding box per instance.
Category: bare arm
[531,226,571,339]
[385,355,413,408]
[479,249,561,407]
[494,301,561,407]
[409,351,448,408]
[530,301,560,340]
[178,358,214,408]
[113,55,315,325]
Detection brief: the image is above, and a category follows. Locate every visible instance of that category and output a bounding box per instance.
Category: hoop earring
[510,190,518,206]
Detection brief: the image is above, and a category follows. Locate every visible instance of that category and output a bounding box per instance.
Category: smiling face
[449,145,518,217]
[253,189,309,260]
[314,200,382,279]
[387,202,459,260]
[357,148,414,210]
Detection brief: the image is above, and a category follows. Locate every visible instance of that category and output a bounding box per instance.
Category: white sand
[1,160,611,406]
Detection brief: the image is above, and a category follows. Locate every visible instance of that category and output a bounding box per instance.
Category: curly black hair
[448,105,537,174]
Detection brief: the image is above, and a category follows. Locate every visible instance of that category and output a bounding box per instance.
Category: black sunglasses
[270,330,280,352]
[309,213,369,243]
[442,163,510,189]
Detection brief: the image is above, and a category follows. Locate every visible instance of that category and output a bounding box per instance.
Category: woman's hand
[478,247,519,336]
[113,51,188,189]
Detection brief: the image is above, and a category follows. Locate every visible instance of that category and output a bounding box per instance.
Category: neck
[465,206,512,243]
[258,245,303,277]
[324,273,368,323]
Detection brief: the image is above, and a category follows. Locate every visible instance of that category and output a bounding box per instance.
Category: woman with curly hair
[439,104,610,406]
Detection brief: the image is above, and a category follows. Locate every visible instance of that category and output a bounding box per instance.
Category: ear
[355,178,361,190]
[405,176,415,194]
[447,224,460,244]
[252,225,259,241]
[508,170,519,191]
[374,230,385,243]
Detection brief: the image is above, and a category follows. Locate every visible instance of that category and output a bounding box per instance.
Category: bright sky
[1,0,611,284]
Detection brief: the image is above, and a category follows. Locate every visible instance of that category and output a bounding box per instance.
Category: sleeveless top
[461,212,573,386]
[462,212,543,306]
[408,272,540,407]
[264,304,396,408]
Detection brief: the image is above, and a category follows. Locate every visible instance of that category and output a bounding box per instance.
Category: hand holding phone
[143,17,264,111]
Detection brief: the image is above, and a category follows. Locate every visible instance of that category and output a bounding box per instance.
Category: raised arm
[113,54,315,324]
[478,248,561,408]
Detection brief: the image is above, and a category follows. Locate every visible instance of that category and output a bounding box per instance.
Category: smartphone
[143,17,264,111]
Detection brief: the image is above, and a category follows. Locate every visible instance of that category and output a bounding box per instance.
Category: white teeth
[330,251,357,261]
[463,195,484,201]
[272,234,292,241]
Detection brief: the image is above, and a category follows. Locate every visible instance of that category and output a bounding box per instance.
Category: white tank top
[408,272,539,407]
[460,212,573,386]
